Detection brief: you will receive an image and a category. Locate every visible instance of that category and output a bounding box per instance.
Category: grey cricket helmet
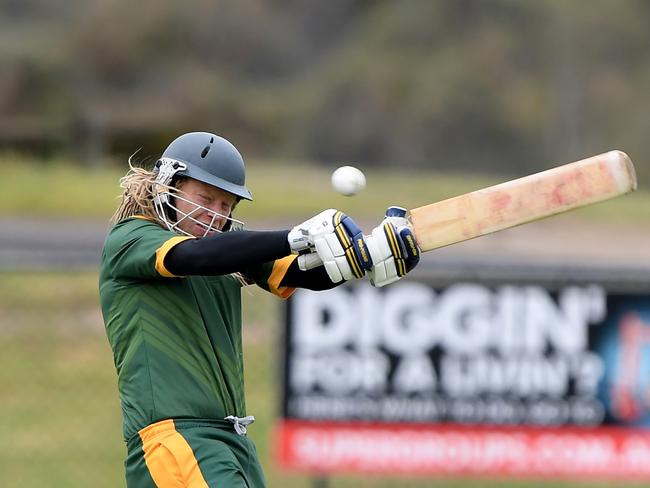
[159,131,252,201]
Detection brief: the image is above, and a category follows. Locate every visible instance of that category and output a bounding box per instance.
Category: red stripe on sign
[274,420,650,481]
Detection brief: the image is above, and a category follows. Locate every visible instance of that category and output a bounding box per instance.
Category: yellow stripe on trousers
[139,419,210,488]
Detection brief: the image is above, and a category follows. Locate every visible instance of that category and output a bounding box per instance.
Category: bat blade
[409,150,637,252]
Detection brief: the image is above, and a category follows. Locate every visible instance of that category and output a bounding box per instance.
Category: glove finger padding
[297,252,323,271]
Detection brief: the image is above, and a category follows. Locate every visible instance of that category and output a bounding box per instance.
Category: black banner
[283,280,650,429]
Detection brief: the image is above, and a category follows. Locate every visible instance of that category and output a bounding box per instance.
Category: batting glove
[288,209,372,283]
[365,206,420,287]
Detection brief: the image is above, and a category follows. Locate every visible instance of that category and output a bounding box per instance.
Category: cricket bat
[409,150,637,252]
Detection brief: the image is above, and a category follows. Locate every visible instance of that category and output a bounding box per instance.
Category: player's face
[175,178,238,237]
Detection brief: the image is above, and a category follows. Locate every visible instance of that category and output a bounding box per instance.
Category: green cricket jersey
[99,217,295,442]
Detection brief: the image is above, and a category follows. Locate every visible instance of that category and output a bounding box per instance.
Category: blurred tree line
[1,0,649,177]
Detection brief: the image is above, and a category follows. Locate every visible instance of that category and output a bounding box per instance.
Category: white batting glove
[365,206,421,287]
[288,209,372,283]
[296,253,323,271]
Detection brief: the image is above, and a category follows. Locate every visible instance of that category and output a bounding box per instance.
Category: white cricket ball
[331,165,366,196]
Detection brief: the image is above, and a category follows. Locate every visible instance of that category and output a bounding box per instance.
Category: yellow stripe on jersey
[155,236,195,277]
[139,419,210,488]
[268,255,297,299]
[131,215,155,221]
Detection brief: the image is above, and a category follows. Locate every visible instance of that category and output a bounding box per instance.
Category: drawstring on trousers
[224,415,255,436]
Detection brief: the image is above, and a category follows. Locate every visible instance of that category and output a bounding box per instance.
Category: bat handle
[385,206,407,218]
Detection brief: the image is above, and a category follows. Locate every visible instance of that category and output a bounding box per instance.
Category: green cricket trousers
[125,418,266,488]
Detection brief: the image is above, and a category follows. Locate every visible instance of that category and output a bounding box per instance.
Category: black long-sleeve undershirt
[164,230,337,291]
[165,230,290,276]
[280,258,338,291]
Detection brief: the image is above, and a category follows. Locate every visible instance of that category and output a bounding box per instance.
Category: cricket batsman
[99,131,420,487]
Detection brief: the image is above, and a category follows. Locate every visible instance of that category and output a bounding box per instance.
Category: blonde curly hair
[110,157,176,226]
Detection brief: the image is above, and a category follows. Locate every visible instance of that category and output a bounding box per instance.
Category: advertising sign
[276,266,650,480]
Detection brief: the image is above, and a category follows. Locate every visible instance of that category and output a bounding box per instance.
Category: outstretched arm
[165,209,371,289]
[164,230,291,276]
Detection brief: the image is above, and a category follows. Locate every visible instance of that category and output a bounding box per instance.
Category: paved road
[0,217,109,269]
[2,216,649,289]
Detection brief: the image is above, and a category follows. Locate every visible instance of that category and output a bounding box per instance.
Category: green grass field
[1,271,644,488]
[1,155,648,222]
[1,156,648,486]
